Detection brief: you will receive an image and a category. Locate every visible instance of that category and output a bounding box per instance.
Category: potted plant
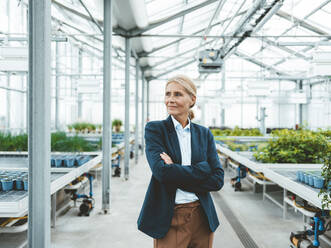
[67,124,73,133]
[112,119,122,133]
[97,124,102,134]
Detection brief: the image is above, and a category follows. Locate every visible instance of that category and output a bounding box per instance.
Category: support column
[28,0,51,247]
[55,42,60,130]
[298,80,303,127]
[260,107,267,135]
[124,38,131,180]
[135,59,139,164]
[21,75,25,132]
[78,49,83,119]
[147,80,150,121]
[141,71,145,155]
[220,107,225,126]
[102,0,112,213]
[240,78,244,128]
[6,73,10,130]
[221,62,225,92]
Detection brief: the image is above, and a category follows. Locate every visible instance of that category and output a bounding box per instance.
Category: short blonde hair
[166,75,197,119]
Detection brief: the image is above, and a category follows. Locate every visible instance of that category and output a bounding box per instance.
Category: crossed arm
[145,122,224,193]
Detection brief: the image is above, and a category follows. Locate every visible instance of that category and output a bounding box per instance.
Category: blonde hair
[166,75,197,120]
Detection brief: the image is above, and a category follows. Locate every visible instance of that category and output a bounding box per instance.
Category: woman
[138,75,224,248]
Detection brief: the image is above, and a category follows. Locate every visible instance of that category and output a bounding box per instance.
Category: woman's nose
[168,95,175,103]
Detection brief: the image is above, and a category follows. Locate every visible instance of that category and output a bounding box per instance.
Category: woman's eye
[175,92,181,96]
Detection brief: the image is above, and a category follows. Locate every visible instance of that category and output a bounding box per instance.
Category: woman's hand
[160,152,173,165]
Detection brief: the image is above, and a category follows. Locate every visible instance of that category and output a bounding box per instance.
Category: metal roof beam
[128,0,219,36]
[151,38,216,68]
[235,50,290,77]
[77,0,103,33]
[276,10,330,36]
[262,38,311,61]
[151,58,196,80]
[138,11,246,57]
[52,0,127,36]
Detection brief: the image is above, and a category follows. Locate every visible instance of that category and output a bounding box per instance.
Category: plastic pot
[308,175,314,186]
[64,156,75,168]
[313,176,325,189]
[296,171,302,182]
[54,156,63,167]
[15,177,24,190]
[1,178,14,191]
[23,178,28,191]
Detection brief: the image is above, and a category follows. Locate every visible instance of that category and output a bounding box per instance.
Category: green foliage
[319,151,331,209]
[0,133,28,151]
[210,126,262,136]
[69,122,97,133]
[317,128,331,138]
[112,119,122,127]
[0,131,100,152]
[253,129,330,164]
[51,135,95,152]
[226,142,259,152]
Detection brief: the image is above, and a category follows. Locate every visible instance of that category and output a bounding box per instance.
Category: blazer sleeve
[145,122,212,185]
[178,129,224,193]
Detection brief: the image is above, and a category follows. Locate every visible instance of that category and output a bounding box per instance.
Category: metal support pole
[21,75,25,131]
[221,108,225,126]
[141,71,145,155]
[240,78,243,128]
[299,80,303,126]
[6,73,10,130]
[55,42,60,130]
[260,107,266,135]
[78,49,83,119]
[283,189,287,220]
[28,0,51,247]
[135,59,139,164]
[124,38,131,180]
[221,62,225,92]
[147,80,150,121]
[102,0,112,213]
[51,193,56,228]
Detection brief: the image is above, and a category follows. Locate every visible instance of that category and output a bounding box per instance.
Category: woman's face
[165,82,196,118]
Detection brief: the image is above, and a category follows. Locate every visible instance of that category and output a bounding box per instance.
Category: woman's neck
[172,114,189,128]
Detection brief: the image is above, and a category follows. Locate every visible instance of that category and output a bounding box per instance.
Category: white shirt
[171,115,199,204]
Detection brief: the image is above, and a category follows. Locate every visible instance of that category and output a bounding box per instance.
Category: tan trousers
[154,201,214,248]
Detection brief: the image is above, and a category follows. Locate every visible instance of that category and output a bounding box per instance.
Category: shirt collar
[171,115,190,131]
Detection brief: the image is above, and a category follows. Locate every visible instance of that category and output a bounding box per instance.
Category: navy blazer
[137,115,224,239]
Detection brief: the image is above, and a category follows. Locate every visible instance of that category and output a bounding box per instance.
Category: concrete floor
[0,155,315,248]
[50,156,305,248]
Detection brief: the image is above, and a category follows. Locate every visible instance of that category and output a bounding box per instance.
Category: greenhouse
[0,0,330,247]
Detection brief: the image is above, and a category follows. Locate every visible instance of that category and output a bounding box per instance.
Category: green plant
[67,124,73,131]
[112,119,122,127]
[112,119,122,132]
[254,129,330,164]
[210,127,262,137]
[319,150,331,209]
[317,128,331,139]
[0,133,28,151]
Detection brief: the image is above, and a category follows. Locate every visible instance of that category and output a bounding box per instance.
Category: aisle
[51,156,245,248]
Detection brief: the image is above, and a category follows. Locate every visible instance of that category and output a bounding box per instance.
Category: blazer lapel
[190,123,199,165]
[165,116,182,164]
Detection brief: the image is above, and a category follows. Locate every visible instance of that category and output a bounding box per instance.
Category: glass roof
[141,0,331,81]
[2,0,329,90]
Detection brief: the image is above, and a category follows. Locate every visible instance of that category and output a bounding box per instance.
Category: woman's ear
[190,95,196,108]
